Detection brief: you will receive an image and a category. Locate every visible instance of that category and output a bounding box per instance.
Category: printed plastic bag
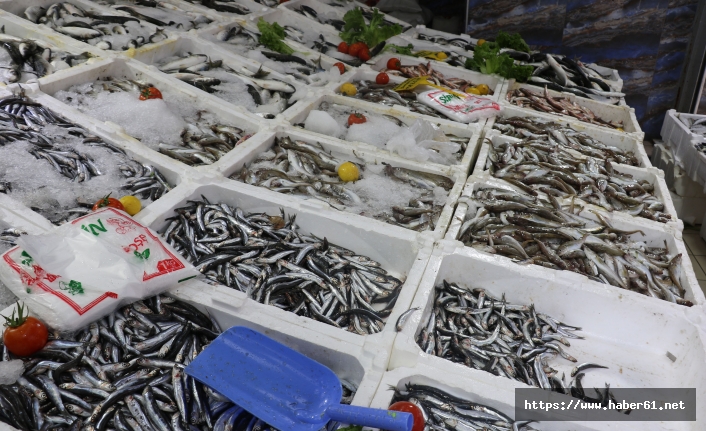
[416,89,502,123]
[0,208,196,331]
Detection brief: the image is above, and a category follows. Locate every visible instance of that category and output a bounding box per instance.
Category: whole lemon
[340,82,357,96]
[337,162,360,182]
[119,195,142,216]
[477,39,486,46]
[476,84,490,95]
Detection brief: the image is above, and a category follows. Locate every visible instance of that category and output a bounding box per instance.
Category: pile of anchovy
[518,53,623,105]
[484,138,670,223]
[507,87,623,130]
[418,282,631,412]
[214,24,333,87]
[157,52,295,114]
[0,33,96,84]
[24,3,168,51]
[181,0,260,14]
[413,31,473,50]
[492,117,640,166]
[231,136,453,231]
[386,61,490,94]
[459,187,691,305]
[0,95,172,224]
[391,384,538,431]
[61,77,252,166]
[160,197,405,334]
[340,80,447,119]
[90,0,214,31]
[0,294,357,431]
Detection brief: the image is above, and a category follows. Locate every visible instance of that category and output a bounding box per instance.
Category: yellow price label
[392,76,431,92]
[414,50,447,61]
[392,76,466,98]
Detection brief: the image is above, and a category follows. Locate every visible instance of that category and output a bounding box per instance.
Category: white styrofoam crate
[403,25,477,46]
[126,34,309,119]
[133,176,435,355]
[172,0,269,19]
[33,57,266,171]
[670,191,706,226]
[371,366,632,431]
[0,0,170,53]
[0,289,386,414]
[660,109,706,189]
[368,34,471,64]
[485,104,652,168]
[279,92,482,173]
[473,130,682,231]
[0,12,107,85]
[368,52,506,102]
[504,80,642,137]
[0,89,195,228]
[209,125,467,239]
[389,240,705,431]
[445,177,703,307]
[194,18,355,82]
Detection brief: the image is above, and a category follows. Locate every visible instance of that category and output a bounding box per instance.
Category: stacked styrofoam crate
[660,109,706,228]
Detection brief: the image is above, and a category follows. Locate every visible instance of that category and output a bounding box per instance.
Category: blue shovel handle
[326,404,413,431]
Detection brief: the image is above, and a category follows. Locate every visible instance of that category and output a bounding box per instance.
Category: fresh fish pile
[417,282,630,411]
[507,87,623,130]
[484,138,670,223]
[679,115,706,139]
[0,294,358,431]
[212,23,335,87]
[55,77,253,166]
[0,94,172,224]
[291,4,346,31]
[413,31,474,51]
[89,0,214,31]
[391,384,539,430]
[385,61,490,94]
[492,117,640,166]
[24,2,168,51]
[521,53,623,105]
[339,80,447,119]
[157,52,296,116]
[459,187,691,305]
[231,136,453,231]
[160,197,404,334]
[296,101,467,165]
[181,0,260,14]
[0,32,96,84]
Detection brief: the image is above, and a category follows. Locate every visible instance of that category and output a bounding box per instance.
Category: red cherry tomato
[376,72,389,85]
[358,47,370,61]
[139,86,162,100]
[347,112,367,126]
[337,42,349,54]
[92,193,125,211]
[348,42,365,58]
[387,57,401,70]
[389,401,424,431]
[3,302,48,357]
[333,62,345,74]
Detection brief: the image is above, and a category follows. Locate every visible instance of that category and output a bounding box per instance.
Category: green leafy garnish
[494,31,530,52]
[339,8,402,48]
[385,43,414,56]
[465,34,534,82]
[257,18,294,55]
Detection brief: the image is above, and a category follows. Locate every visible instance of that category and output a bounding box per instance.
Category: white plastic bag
[0,208,196,331]
[416,90,502,123]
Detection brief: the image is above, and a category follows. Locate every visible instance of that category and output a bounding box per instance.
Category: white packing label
[0,208,197,331]
[416,89,502,123]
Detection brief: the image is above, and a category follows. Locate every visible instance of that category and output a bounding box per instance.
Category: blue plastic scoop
[185,326,412,431]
